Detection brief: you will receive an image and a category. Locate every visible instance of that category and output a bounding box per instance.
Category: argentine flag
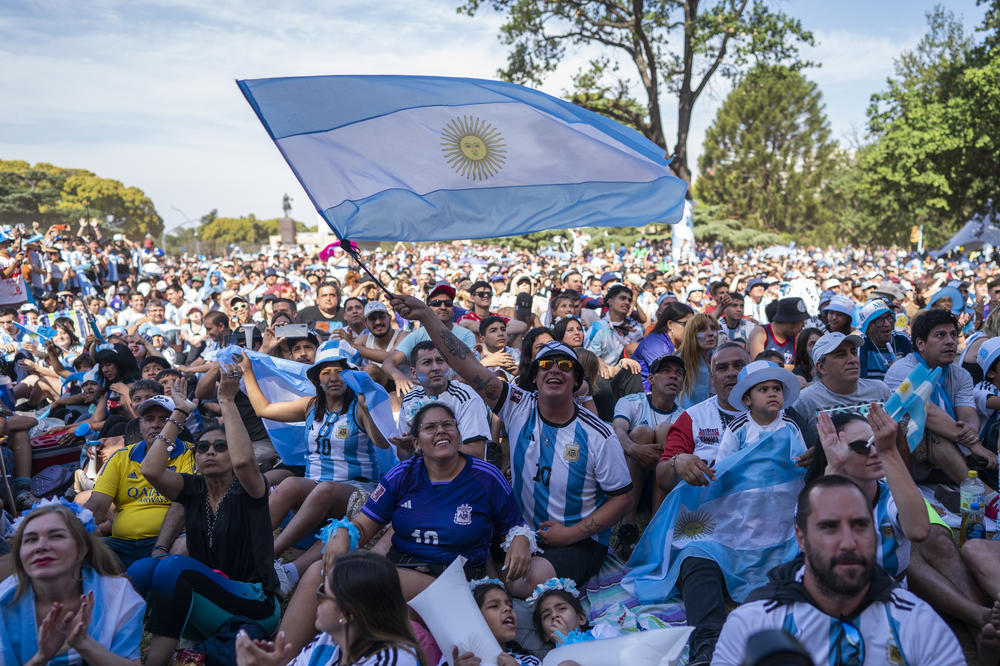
[623,428,804,604]
[237,75,688,241]
[219,346,399,471]
[884,364,940,451]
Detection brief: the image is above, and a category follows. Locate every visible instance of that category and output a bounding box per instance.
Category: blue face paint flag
[623,428,805,604]
[220,346,399,472]
[237,75,689,242]
[883,364,940,451]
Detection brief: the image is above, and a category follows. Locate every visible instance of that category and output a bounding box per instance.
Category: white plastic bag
[541,626,693,666]
[407,556,504,666]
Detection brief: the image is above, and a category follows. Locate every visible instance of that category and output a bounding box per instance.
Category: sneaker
[934,484,960,514]
[688,644,714,666]
[15,488,38,510]
[273,560,294,598]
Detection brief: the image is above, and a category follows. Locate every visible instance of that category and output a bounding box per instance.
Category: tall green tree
[694,65,837,236]
[458,0,814,182]
[861,4,1000,245]
[0,159,163,238]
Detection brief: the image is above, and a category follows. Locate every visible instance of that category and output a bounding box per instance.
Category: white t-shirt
[398,380,491,445]
[613,393,682,430]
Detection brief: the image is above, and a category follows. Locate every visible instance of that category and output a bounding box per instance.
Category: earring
[338,618,345,624]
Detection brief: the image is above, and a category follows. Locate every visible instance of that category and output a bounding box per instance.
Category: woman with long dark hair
[236,552,424,666]
[791,327,823,383]
[240,343,390,575]
[633,302,694,389]
[273,403,537,656]
[514,327,554,390]
[134,369,281,666]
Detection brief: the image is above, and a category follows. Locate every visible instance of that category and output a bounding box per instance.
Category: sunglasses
[195,439,228,454]
[232,303,248,311]
[537,358,574,372]
[474,291,493,298]
[428,299,454,308]
[846,439,872,455]
[315,583,336,603]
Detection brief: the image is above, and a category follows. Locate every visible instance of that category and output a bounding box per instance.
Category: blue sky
[0,0,988,232]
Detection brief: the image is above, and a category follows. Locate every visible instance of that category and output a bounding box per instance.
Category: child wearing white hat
[715,360,806,462]
[973,337,1000,441]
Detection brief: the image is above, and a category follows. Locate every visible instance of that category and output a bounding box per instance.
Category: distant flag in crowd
[237,75,688,242]
[220,345,399,472]
[883,364,941,451]
[623,428,805,604]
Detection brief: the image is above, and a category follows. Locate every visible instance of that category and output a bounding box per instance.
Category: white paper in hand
[407,556,504,666]
[541,626,693,666]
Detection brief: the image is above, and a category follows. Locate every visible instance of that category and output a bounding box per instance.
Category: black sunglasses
[474,290,493,298]
[428,299,454,308]
[195,439,228,454]
[316,583,336,603]
[846,439,872,455]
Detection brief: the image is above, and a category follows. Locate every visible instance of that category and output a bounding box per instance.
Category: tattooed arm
[390,293,504,408]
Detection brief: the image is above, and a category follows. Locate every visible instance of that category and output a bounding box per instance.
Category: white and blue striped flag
[237,75,688,241]
[220,346,399,471]
[623,428,805,604]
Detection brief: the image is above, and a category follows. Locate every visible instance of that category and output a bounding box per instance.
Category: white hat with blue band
[729,360,800,411]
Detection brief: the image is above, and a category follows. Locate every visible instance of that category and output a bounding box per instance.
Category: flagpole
[321,239,395,299]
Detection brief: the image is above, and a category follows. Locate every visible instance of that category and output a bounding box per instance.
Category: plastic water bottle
[962,502,986,545]
[960,470,986,513]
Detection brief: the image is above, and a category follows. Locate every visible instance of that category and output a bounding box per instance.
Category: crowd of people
[1,218,999,665]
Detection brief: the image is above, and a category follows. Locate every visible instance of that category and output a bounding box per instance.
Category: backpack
[30,464,75,499]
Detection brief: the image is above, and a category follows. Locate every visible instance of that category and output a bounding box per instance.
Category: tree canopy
[859,3,1000,245]
[459,0,815,182]
[0,159,163,238]
[695,65,837,237]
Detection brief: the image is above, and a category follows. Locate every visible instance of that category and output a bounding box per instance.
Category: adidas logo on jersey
[400,500,412,509]
[128,471,139,480]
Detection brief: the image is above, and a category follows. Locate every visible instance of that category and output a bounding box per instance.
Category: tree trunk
[673,95,694,183]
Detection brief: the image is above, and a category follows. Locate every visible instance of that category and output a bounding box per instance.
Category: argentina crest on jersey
[454,503,473,525]
[563,441,580,462]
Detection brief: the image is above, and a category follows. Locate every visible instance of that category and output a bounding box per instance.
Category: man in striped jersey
[396,340,491,459]
[390,293,632,598]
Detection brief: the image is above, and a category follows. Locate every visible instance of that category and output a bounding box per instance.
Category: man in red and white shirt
[655,343,750,493]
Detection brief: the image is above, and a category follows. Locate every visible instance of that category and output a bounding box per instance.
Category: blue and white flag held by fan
[219,344,399,472]
[883,364,940,451]
[623,428,805,604]
[237,75,689,242]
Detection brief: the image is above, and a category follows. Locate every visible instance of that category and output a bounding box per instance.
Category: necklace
[203,478,238,550]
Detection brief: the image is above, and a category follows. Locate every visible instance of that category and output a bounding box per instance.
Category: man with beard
[712,475,962,666]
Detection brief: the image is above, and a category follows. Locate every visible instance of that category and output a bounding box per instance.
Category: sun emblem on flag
[673,508,716,545]
[441,116,506,180]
